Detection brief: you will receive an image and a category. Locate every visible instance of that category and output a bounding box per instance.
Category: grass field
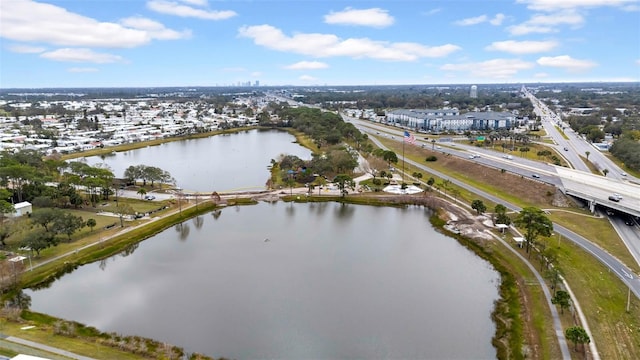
[378,135,640,359]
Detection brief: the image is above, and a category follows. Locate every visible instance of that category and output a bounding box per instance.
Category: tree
[514,207,553,254]
[52,213,85,242]
[382,150,398,169]
[333,174,355,197]
[545,267,564,296]
[364,155,387,179]
[86,218,97,232]
[551,290,571,314]
[585,151,590,161]
[471,199,486,215]
[114,204,135,228]
[565,326,590,352]
[0,223,15,247]
[313,176,327,195]
[21,228,57,257]
[0,188,14,224]
[31,208,63,232]
[137,188,147,199]
[494,204,511,225]
[602,168,609,177]
[284,177,296,195]
[426,177,435,188]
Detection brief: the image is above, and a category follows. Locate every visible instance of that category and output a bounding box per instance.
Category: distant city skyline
[1,0,639,88]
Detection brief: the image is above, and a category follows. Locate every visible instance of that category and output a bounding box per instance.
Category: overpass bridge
[557,167,640,217]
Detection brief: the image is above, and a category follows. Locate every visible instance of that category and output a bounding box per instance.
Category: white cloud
[68,67,99,73]
[238,25,460,61]
[120,17,191,40]
[454,15,488,26]
[285,61,329,70]
[40,48,123,63]
[485,40,558,54]
[147,0,237,20]
[490,13,506,25]
[324,8,394,28]
[299,75,318,82]
[250,71,262,77]
[455,13,505,26]
[441,58,534,78]
[636,59,640,65]
[0,0,189,48]
[179,0,208,6]
[508,11,584,35]
[517,0,636,11]
[534,72,549,78]
[8,44,46,53]
[536,55,597,71]
[423,8,442,16]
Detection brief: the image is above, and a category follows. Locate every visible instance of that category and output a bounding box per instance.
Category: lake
[83,129,313,192]
[27,202,499,359]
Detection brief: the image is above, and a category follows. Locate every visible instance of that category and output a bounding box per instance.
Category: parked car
[144,195,156,200]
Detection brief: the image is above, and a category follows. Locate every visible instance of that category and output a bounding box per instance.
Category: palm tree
[137,188,147,199]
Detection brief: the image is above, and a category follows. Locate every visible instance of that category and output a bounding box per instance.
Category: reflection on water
[84,129,312,192]
[27,202,499,359]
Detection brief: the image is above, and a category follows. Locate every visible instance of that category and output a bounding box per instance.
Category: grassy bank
[377,135,640,359]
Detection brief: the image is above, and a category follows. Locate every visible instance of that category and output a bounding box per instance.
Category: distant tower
[470,85,478,98]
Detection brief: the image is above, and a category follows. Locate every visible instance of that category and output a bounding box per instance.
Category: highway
[342,114,640,301]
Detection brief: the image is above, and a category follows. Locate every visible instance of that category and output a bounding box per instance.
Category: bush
[372,178,382,185]
[425,155,438,162]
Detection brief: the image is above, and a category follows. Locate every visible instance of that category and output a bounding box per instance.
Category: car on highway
[608,194,621,202]
[144,195,156,200]
[624,217,635,226]
[532,174,540,178]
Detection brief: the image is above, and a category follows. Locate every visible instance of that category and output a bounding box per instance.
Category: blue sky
[1,0,639,88]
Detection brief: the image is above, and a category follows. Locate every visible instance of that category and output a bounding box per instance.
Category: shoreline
[15,191,522,359]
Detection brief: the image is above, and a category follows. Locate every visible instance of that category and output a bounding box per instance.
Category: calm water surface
[27,202,499,359]
[84,129,312,192]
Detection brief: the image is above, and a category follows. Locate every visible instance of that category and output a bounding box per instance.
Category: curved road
[358,131,577,358]
[352,118,640,359]
[347,115,640,295]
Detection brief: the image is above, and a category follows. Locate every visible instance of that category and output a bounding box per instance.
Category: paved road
[485,231,572,359]
[358,125,640,359]
[363,128,640,298]
[0,334,96,359]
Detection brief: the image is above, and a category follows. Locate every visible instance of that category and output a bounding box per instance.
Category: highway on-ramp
[355,120,640,301]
